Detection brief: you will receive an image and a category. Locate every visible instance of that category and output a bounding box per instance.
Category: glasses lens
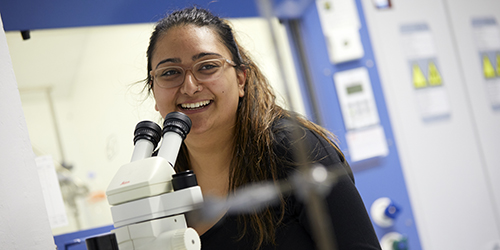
[193,59,224,81]
[153,58,229,88]
[154,66,184,88]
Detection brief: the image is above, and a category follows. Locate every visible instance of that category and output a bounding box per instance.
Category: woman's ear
[151,81,160,112]
[237,66,247,98]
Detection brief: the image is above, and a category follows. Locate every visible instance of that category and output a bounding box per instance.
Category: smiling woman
[150,24,245,137]
[6,7,306,238]
[6,4,379,249]
[143,7,381,250]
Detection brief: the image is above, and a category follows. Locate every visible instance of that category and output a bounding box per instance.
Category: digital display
[346,83,363,95]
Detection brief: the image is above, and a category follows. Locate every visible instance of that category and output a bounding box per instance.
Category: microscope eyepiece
[157,112,192,167]
[162,112,192,140]
[130,120,162,162]
[134,120,162,148]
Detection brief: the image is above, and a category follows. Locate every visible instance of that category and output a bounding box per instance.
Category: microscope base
[113,214,201,250]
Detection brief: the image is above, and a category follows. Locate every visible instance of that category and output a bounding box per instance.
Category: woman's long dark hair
[145,7,343,249]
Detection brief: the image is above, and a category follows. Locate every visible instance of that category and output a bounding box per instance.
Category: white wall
[0,17,55,249]
[444,0,500,226]
[6,18,303,236]
[361,0,500,249]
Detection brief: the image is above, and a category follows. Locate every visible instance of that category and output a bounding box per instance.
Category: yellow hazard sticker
[412,64,427,88]
[496,53,500,76]
[428,61,442,86]
[483,55,496,79]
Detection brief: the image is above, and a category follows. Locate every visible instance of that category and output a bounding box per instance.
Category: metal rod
[287,18,324,126]
[256,0,297,112]
[45,87,68,166]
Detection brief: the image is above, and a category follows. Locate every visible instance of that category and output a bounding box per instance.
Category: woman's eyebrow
[155,58,181,69]
[155,52,223,69]
[192,52,223,61]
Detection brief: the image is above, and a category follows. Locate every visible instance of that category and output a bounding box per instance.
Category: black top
[198,118,381,250]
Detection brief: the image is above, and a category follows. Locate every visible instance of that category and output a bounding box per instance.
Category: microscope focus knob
[170,228,201,250]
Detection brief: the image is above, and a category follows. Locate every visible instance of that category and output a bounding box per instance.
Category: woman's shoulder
[271,116,313,147]
[271,116,354,182]
[271,116,339,162]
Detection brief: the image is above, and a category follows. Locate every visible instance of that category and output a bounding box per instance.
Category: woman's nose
[180,71,199,95]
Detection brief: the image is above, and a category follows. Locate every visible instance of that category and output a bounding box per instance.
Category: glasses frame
[150,57,237,89]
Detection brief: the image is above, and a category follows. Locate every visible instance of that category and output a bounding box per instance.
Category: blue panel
[53,224,114,250]
[0,0,259,31]
[288,1,422,248]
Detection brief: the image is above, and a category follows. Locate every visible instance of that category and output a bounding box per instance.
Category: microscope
[85,111,341,250]
[87,112,203,250]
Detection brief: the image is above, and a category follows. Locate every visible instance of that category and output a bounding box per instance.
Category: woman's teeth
[181,100,210,109]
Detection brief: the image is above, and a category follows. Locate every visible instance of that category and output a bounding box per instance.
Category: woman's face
[150,25,246,139]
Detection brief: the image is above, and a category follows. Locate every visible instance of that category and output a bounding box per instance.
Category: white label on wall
[346,125,389,162]
[472,17,500,111]
[400,23,451,122]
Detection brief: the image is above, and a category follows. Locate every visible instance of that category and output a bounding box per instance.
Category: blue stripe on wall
[0,0,259,31]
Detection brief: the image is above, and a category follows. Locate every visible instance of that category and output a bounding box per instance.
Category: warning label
[410,58,443,89]
[401,22,451,121]
[483,54,496,79]
[428,61,442,86]
[472,16,500,110]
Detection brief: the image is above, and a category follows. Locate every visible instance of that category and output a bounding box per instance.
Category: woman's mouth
[179,100,212,110]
